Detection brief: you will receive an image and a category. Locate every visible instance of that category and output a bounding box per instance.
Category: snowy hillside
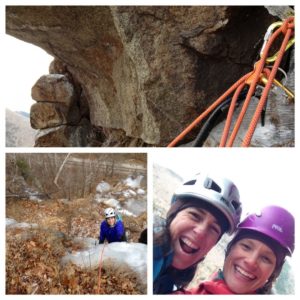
[153,164,182,217]
[6,109,36,147]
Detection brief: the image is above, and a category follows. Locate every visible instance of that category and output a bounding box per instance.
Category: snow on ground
[6,218,38,229]
[123,189,137,198]
[123,199,147,216]
[61,241,147,285]
[137,188,146,195]
[118,208,135,217]
[29,195,43,202]
[94,176,147,218]
[102,198,120,208]
[123,175,144,188]
[96,181,111,194]
[6,218,18,226]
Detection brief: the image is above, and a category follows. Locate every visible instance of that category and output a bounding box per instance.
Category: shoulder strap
[116,213,122,222]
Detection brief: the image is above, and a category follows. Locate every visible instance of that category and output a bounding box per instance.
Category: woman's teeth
[235,265,256,280]
[180,237,199,254]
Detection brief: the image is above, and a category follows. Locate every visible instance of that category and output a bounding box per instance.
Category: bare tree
[54,153,71,189]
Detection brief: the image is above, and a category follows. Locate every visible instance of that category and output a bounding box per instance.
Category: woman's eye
[210,226,220,235]
[240,243,251,251]
[261,256,272,264]
[189,211,201,220]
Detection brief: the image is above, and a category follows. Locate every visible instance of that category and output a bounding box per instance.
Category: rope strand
[97,243,106,294]
[167,16,294,147]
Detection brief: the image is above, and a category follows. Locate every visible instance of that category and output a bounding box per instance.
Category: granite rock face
[7,6,284,146]
[31,74,75,105]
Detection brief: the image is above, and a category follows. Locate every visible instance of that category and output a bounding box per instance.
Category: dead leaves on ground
[6,196,146,295]
[6,229,143,294]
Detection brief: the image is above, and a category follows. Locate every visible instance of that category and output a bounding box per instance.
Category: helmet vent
[232,200,241,210]
[204,178,221,193]
[183,179,196,185]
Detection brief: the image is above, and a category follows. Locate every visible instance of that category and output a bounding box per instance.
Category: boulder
[30,102,81,129]
[31,74,75,105]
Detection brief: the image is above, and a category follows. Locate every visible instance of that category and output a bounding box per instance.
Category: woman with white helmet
[153,173,242,294]
[99,207,126,244]
[176,205,294,294]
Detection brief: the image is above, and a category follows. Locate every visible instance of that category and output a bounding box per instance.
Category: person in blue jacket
[99,208,126,244]
[153,173,242,294]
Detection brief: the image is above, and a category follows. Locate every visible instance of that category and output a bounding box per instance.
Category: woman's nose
[244,252,259,269]
[193,222,207,236]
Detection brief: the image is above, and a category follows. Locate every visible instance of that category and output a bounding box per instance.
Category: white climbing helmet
[104,207,116,218]
[172,173,242,234]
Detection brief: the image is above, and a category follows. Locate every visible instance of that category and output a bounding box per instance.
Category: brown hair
[154,199,198,288]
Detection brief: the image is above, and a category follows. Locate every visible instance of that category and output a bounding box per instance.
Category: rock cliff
[6,6,293,146]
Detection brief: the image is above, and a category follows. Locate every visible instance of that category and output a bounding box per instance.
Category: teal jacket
[153,244,174,294]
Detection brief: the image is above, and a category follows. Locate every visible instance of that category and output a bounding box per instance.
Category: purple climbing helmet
[238,205,294,256]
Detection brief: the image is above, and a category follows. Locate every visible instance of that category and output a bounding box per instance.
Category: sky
[3,35,53,113]
[152,148,298,220]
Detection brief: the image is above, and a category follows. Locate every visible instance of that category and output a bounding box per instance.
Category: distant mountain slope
[153,164,182,218]
[6,109,36,147]
[15,111,30,118]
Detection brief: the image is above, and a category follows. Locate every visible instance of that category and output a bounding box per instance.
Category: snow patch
[123,189,137,198]
[61,241,147,285]
[118,208,135,217]
[137,188,145,195]
[123,199,147,216]
[102,198,120,208]
[96,181,111,194]
[6,218,38,229]
[29,195,43,202]
[6,218,18,226]
[123,175,144,188]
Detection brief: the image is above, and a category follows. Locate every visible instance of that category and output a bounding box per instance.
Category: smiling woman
[224,238,277,294]
[153,173,242,294]
[176,205,294,294]
[170,207,222,269]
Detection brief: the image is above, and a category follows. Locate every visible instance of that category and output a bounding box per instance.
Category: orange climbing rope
[97,242,107,294]
[167,16,294,147]
[242,17,294,147]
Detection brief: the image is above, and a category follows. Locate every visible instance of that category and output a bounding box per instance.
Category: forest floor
[6,196,147,294]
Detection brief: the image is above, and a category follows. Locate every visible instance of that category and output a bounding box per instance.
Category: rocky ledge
[6,6,294,146]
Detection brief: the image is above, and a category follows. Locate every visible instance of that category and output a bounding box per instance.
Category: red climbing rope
[167,16,294,147]
[97,242,107,294]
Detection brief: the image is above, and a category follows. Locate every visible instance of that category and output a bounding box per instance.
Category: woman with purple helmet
[176,205,294,294]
